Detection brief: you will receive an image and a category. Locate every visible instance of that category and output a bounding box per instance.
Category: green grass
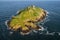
[9,5,44,30]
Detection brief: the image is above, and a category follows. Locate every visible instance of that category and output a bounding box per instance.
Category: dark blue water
[0,1,60,40]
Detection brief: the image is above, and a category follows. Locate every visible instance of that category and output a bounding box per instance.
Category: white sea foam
[45,31,55,35]
[5,20,9,29]
[16,10,20,14]
[5,20,13,30]
[58,32,60,35]
[45,10,49,14]
[20,31,32,36]
[20,32,30,35]
[33,30,38,33]
[9,31,13,35]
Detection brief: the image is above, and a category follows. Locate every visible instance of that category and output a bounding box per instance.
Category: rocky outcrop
[6,5,47,35]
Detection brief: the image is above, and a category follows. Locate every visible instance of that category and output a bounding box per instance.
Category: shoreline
[5,7,48,35]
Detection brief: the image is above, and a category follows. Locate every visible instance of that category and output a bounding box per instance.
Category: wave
[5,20,9,30]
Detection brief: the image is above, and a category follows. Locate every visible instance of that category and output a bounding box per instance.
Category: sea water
[0,1,60,40]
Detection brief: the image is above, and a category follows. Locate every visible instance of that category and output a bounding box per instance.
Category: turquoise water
[0,1,60,40]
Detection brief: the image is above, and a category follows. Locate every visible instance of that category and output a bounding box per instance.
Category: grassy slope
[9,6,43,30]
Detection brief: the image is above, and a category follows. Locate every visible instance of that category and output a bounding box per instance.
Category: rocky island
[6,5,47,35]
